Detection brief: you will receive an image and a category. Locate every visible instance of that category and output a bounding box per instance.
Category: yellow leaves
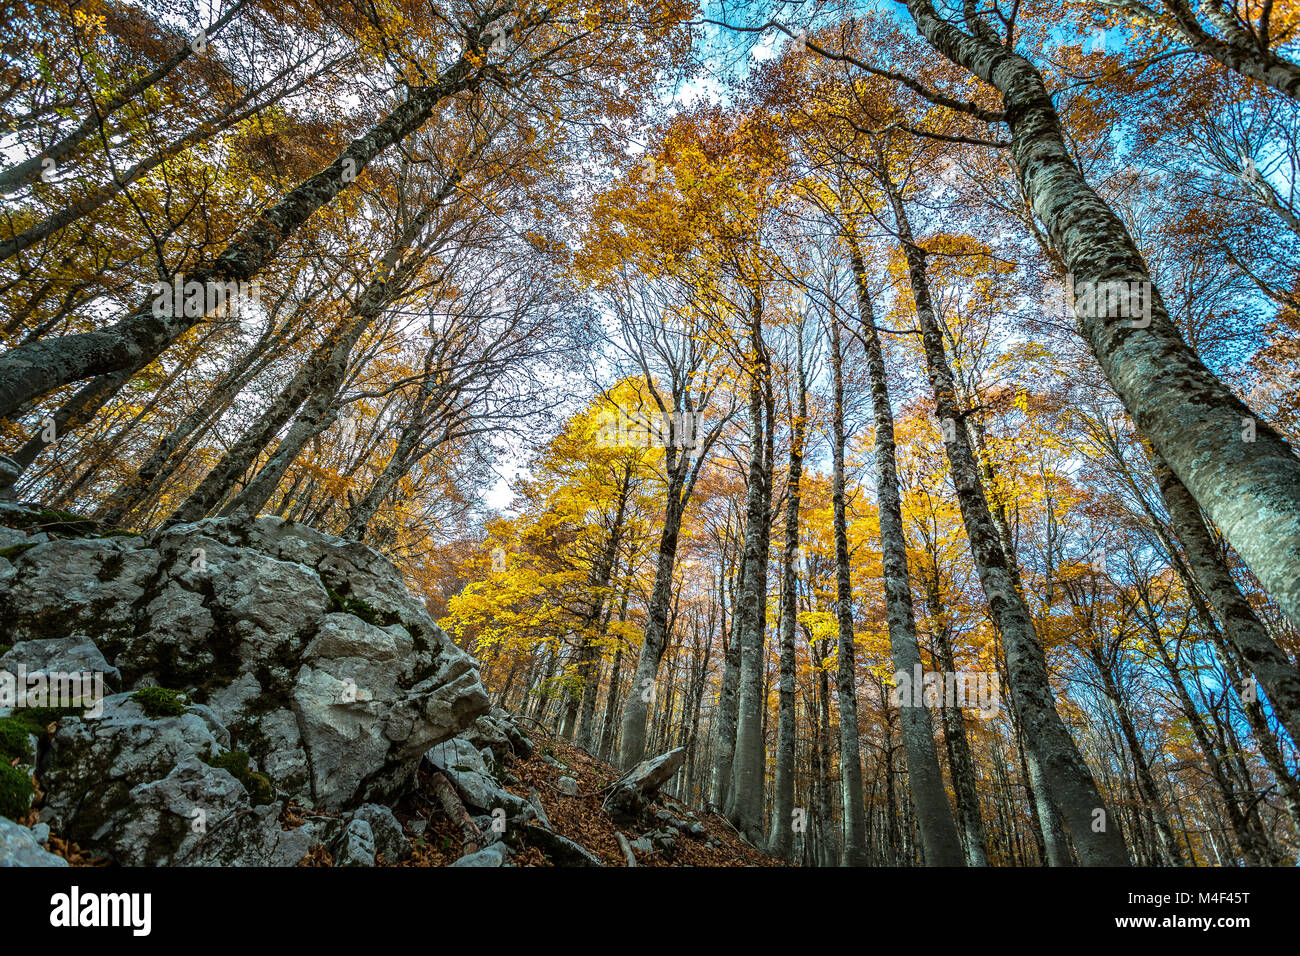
[70,8,106,36]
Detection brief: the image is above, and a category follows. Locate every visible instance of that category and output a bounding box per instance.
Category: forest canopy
[3,0,1300,868]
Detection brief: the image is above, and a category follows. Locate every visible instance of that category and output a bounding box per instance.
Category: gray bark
[827,310,869,866]
[0,38,488,418]
[877,157,1128,866]
[905,0,1300,632]
[729,312,775,841]
[849,238,964,866]
[767,326,807,859]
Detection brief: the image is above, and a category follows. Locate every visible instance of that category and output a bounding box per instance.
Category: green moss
[0,763,32,820]
[326,588,400,628]
[0,542,37,561]
[0,643,10,656]
[0,717,38,763]
[203,750,275,806]
[3,508,98,536]
[19,706,81,727]
[132,686,186,719]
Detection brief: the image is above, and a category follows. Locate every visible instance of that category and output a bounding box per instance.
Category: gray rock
[645,826,678,857]
[440,765,536,823]
[523,823,604,866]
[0,514,493,817]
[333,819,376,867]
[527,789,551,828]
[557,775,579,796]
[427,736,490,776]
[459,707,533,759]
[349,804,410,862]
[34,692,335,867]
[0,635,121,694]
[472,814,507,844]
[603,747,687,824]
[450,842,510,867]
[182,804,334,866]
[0,816,68,867]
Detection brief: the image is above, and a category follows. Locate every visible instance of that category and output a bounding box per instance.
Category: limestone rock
[0,815,68,867]
[603,747,686,824]
[450,842,510,867]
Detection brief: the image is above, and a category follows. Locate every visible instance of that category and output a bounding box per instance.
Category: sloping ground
[391,725,788,867]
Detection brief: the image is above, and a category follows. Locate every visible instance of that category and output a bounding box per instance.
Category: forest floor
[392,725,790,867]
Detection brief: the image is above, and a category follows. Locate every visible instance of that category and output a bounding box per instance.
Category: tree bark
[877,156,1128,865]
[848,237,964,866]
[905,0,1300,632]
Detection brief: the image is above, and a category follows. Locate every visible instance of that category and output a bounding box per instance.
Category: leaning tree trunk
[905,0,1300,632]
[1086,639,1184,865]
[619,474,687,769]
[96,311,301,525]
[0,47,484,418]
[0,0,253,197]
[849,236,964,866]
[1153,456,1300,749]
[924,571,990,866]
[163,311,374,525]
[711,553,743,811]
[877,158,1128,866]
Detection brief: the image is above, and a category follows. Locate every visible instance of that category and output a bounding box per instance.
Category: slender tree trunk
[768,332,807,858]
[1086,639,1183,865]
[711,554,743,811]
[0,48,484,417]
[849,237,963,866]
[826,310,869,866]
[877,159,1127,865]
[729,300,775,839]
[1154,457,1300,749]
[924,570,990,866]
[620,482,686,768]
[0,0,253,196]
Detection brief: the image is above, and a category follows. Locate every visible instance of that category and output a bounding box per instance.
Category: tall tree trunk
[619,482,686,768]
[768,329,807,859]
[877,157,1127,865]
[729,296,775,840]
[711,552,743,811]
[827,309,869,866]
[924,569,990,866]
[905,0,1300,631]
[849,236,964,866]
[1154,457,1300,749]
[0,43,486,417]
[1085,638,1184,865]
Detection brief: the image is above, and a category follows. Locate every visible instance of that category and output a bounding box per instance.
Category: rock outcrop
[603,747,687,825]
[0,512,492,865]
